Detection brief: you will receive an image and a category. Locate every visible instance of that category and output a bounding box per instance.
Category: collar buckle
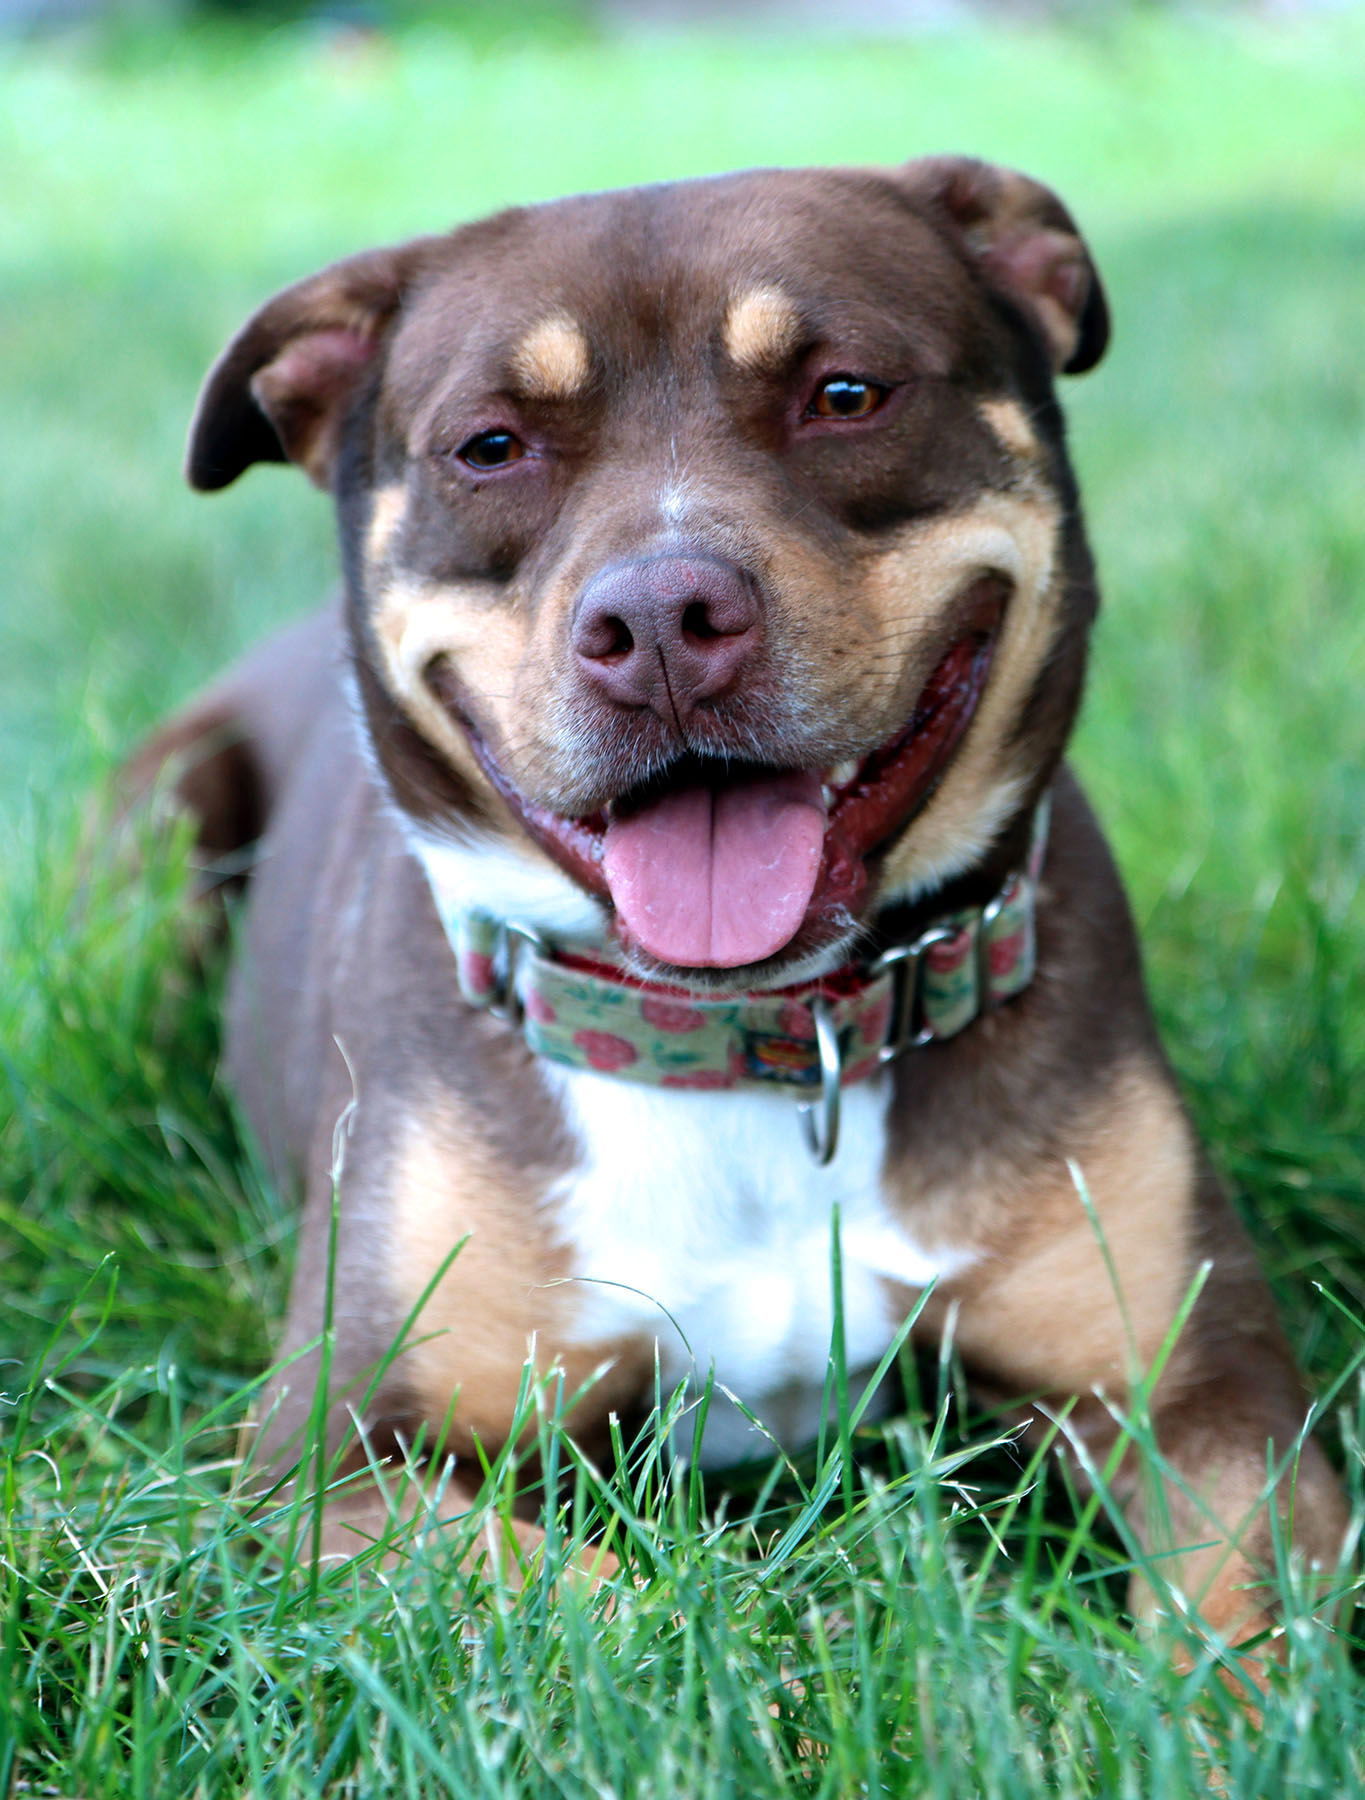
[485,919,549,1028]
[874,922,958,1062]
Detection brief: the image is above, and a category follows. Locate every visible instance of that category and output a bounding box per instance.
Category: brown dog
[135,156,1346,1649]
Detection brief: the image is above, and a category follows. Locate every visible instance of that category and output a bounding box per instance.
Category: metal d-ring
[799,996,843,1167]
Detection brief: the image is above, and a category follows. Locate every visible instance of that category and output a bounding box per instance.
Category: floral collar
[430,797,1049,1164]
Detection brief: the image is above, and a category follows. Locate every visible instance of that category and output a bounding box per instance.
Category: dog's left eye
[807,376,889,421]
[457,430,527,469]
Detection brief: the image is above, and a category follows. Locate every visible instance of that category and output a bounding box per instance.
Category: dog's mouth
[452,602,1002,975]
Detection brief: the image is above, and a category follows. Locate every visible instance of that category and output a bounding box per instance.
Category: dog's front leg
[929,1060,1349,1662]
[1113,1293,1350,1660]
[240,1061,639,1583]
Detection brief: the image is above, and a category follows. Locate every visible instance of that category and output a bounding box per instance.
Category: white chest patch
[546,1066,975,1467]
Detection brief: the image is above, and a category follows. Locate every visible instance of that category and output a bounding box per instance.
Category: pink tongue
[602,770,826,968]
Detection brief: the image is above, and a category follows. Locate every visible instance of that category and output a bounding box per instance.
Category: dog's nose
[571,554,761,720]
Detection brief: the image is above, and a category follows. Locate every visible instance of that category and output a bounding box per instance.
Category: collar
[430,795,1049,1165]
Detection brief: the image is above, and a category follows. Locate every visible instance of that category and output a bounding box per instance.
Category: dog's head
[189,157,1107,985]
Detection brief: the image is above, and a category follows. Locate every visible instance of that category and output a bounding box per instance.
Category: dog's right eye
[807,376,889,420]
[457,430,527,470]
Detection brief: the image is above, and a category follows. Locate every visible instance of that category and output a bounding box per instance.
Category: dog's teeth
[821,785,835,809]
[831,760,860,788]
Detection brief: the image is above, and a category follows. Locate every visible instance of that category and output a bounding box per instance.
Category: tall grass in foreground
[0,836,1361,1793]
[3,9,1365,1794]
[2,1372,1363,1797]
[1,600,1362,1798]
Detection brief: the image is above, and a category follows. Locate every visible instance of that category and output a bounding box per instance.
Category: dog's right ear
[900,157,1109,376]
[186,237,440,493]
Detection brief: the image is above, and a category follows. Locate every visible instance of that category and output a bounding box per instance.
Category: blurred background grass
[2,0,1365,1353]
[4,4,1364,1288]
[3,0,1365,1346]
[1,5,1363,1789]
[2,0,1363,1340]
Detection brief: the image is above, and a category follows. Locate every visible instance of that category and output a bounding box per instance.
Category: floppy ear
[902,156,1109,375]
[186,237,440,493]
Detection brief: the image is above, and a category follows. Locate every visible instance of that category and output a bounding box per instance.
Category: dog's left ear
[186,235,441,493]
[901,156,1109,375]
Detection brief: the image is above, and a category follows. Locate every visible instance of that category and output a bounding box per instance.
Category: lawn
[2,8,1364,1793]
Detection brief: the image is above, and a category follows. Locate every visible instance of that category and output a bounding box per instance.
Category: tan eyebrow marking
[978,398,1041,462]
[509,314,592,399]
[722,286,802,372]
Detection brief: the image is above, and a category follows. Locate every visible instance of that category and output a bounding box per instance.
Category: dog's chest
[546,1068,972,1466]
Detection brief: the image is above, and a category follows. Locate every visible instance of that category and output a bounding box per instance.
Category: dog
[131,154,1347,1651]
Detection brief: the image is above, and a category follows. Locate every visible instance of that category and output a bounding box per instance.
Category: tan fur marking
[1130,1465,1279,1644]
[978,398,1041,462]
[866,489,1064,899]
[941,1060,1197,1395]
[510,314,591,400]
[299,1450,619,1586]
[722,287,802,371]
[371,564,605,827]
[364,482,408,567]
[387,1100,647,1449]
[371,572,524,778]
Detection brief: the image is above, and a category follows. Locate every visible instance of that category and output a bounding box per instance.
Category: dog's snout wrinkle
[654,644,684,738]
[571,553,762,723]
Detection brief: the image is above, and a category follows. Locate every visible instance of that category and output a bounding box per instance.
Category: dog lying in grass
[131,154,1347,1657]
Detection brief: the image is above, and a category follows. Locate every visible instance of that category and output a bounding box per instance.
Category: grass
[3,8,1365,1793]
